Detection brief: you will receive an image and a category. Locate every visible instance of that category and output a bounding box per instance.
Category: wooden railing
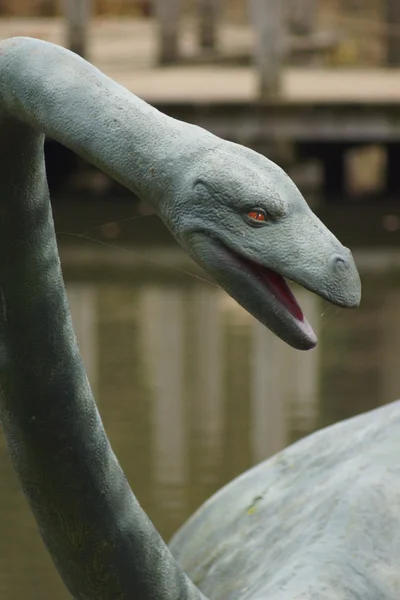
[58,0,400,99]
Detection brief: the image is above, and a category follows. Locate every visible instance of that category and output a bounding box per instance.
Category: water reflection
[0,243,399,599]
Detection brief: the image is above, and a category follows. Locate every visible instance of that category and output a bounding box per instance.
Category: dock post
[154,0,182,65]
[319,143,347,199]
[197,0,220,51]
[385,0,400,66]
[385,143,400,196]
[62,0,92,59]
[287,0,317,35]
[248,0,285,100]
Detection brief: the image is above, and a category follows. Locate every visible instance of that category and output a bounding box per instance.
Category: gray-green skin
[0,36,363,599]
[170,400,400,599]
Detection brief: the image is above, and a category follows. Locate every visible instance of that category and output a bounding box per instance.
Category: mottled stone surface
[170,401,400,599]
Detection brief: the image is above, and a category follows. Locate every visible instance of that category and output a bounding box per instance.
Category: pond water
[0,238,399,599]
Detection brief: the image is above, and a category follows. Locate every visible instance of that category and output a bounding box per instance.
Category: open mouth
[188,232,319,349]
[188,228,360,350]
[210,237,317,349]
[217,239,307,324]
[238,254,305,323]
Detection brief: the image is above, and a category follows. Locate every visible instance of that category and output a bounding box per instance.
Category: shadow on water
[0,226,399,598]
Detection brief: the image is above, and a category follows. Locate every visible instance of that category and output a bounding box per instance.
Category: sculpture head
[0,36,360,353]
[0,33,360,354]
[160,139,361,350]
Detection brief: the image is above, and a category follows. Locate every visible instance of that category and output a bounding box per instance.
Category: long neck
[0,38,206,600]
[0,37,203,205]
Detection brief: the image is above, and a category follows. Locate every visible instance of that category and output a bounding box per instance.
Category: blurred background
[0,0,399,597]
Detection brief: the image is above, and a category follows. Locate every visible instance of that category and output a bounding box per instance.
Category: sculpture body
[0,35,390,600]
[170,401,400,599]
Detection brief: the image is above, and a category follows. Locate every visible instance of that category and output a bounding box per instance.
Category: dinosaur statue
[1,36,393,600]
[170,401,400,599]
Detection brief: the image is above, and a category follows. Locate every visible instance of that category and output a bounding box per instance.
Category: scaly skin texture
[170,401,400,599]
[0,37,362,599]
[0,38,360,351]
[0,38,207,600]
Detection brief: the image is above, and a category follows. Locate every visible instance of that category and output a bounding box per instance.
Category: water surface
[0,241,399,599]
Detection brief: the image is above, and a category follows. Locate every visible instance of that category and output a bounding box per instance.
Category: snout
[319,246,361,308]
[274,210,362,311]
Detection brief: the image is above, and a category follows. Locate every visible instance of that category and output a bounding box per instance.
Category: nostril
[332,255,347,271]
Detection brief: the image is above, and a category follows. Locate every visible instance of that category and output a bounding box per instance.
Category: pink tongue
[263,270,304,321]
[252,265,304,322]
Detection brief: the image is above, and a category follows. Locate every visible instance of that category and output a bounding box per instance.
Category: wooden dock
[1,17,400,105]
[2,17,400,205]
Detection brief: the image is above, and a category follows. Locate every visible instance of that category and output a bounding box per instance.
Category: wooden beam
[62,0,91,59]
[154,0,181,65]
[287,0,317,35]
[385,0,400,66]
[197,0,220,51]
[385,143,400,195]
[248,0,285,100]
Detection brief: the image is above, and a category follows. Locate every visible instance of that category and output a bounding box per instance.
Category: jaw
[187,233,339,351]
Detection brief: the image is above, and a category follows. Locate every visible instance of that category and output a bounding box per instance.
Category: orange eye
[247,210,266,222]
